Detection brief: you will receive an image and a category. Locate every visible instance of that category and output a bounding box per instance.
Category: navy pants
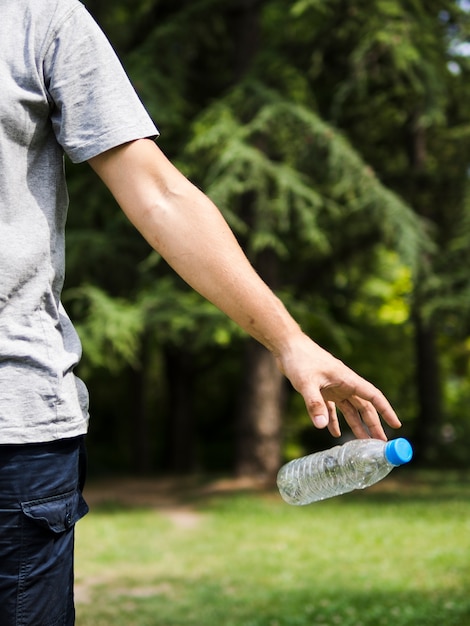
[0,437,88,626]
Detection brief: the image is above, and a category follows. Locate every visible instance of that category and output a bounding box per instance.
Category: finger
[357,401,387,440]
[349,397,387,441]
[357,383,401,429]
[326,402,341,438]
[337,399,371,439]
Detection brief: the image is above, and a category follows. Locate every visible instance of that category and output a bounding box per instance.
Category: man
[0,0,401,624]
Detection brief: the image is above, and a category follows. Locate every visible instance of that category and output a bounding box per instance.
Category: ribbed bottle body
[277,439,393,505]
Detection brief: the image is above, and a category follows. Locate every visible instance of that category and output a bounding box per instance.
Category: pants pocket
[21,488,88,533]
[14,490,89,626]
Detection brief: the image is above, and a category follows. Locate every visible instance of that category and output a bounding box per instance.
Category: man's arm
[88,138,402,440]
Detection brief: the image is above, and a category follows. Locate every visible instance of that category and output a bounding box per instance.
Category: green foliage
[281,0,470,459]
[137,276,245,350]
[420,189,470,324]
[65,285,145,373]
[350,250,413,326]
[65,0,470,470]
[186,81,426,270]
[65,277,244,375]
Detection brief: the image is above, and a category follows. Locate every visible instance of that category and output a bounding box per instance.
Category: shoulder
[8,0,83,23]
[3,0,86,50]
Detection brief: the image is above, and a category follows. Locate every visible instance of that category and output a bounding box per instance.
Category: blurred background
[65,0,470,480]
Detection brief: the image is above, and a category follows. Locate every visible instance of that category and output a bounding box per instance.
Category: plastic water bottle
[277,437,413,505]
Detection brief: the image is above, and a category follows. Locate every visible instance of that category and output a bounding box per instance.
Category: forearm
[137,189,301,354]
[89,139,302,356]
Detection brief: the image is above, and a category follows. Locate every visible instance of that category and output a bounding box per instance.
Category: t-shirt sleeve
[44,3,159,163]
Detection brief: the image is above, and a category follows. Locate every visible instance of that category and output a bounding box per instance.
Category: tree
[64,0,470,476]
[184,75,424,477]
[291,0,470,461]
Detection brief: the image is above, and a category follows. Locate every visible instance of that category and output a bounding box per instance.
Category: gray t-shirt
[0,0,158,443]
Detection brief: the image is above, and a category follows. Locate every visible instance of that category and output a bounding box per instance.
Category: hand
[275,333,402,440]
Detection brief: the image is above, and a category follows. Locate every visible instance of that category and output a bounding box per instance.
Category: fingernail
[313,414,328,429]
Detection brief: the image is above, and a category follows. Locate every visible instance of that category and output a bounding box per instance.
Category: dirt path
[82,474,273,509]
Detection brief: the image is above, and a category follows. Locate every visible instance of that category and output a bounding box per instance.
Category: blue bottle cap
[384,438,413,466]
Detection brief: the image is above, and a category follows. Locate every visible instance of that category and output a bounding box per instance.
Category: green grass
[75,471,470,626]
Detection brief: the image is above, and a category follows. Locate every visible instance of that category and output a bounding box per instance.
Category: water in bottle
[277,437,413,505]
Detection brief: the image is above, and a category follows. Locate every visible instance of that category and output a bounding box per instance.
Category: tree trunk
[234,246,285,482]
[163,346,196,473]
[235,339,284,482]
[407,110,444,461]
[412,309,443,462]
[130,341,152,474]
[228,0,263,81]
